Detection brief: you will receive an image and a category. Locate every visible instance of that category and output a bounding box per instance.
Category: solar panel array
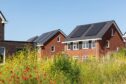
[34,30,58,44]
[71,24,91,38]
[85,22,106,36]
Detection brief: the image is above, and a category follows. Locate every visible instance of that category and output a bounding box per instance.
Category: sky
[0,0,126,41]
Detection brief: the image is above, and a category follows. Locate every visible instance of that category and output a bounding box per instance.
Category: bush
[50,54,80,84]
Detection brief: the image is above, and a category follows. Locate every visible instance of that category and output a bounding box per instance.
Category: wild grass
[0,48,126,84]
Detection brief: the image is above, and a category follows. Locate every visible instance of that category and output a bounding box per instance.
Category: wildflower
[22,76,28,81]
[29,74,32,78]
[0,72,2,75]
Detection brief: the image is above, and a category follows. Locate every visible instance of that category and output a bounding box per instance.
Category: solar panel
[71,24,91,38]
[85,22,106,36]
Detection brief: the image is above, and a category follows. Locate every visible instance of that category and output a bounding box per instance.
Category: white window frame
[106,40,110,48]
[51,46,55,52]
[91,41,96,48]
[82,41,89,49]
[73,42,79,50]
[73,56,80,60]
[82,55,88,61]
[57,36,61,42]
[111,29,114,36]
[0,47,5,65]
[67,43,71,50]
[38,46,41,53]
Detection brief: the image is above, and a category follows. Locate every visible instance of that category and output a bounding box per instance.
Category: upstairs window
[83,41,89,49]
[57,36,61,42]
[111,29,114,36]
[73,43,79,50]
[51,46,55,52]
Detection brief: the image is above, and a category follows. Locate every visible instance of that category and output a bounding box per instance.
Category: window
[83,41,89,49]
[73,43,79,50]
[67,43,71,50]
[106,40,110,48]
[0,47,5,64]
[37,46,41,53]
[82,55,88,61]
[73,56,80,60]
[57,36,60,42]
[51,46,55,52]
[91,41,96,48]
[111,29,114,36]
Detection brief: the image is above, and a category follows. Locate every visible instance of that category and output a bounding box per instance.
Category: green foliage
[50,54,80,83]
[0,48,126,84]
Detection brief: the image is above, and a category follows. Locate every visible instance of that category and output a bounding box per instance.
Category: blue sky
[0,0,126,41]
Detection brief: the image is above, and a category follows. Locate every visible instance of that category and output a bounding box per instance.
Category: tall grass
[0,48,126,84]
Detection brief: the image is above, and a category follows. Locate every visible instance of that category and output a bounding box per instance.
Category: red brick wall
[64,41,99,58]
[40,32,65,57]
[99,24,125,56]
[0,18,4,41]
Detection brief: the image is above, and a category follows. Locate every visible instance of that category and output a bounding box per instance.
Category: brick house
[63,20,125,59]
[28,29,66,58]
[123,32,126,47]
[0,11,34,64]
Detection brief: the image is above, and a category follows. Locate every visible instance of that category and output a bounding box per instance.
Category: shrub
[50,54,80,84]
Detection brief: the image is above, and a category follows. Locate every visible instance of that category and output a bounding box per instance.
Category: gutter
[62,38,102,43]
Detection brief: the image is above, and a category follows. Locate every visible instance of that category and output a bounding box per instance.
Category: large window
[73,43,79,50]
[0,47,5,64]
[67,43,71,50]
[91,41,96,48]
[83,41,89,49]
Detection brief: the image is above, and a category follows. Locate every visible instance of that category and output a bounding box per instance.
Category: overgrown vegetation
[0,48,126,84]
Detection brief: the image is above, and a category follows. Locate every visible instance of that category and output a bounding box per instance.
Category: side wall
[64,41,99,58]
[40,32,65,57]
[99,24,125,56]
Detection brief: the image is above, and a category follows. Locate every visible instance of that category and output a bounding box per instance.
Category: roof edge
[0,11,7,23]
[63,38,102,43]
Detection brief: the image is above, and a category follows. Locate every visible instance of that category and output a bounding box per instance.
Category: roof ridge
[76,20,115,28]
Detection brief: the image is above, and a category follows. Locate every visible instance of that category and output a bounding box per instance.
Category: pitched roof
[27,29,66,46]
[64,20,123,42]
[0,11,7,23]
[27,36,38,42]
[123,32,126,37]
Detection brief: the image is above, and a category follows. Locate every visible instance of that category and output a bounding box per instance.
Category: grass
[0,48,126,84]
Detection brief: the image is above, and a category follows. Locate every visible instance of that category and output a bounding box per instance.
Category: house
[123,32,126,47]
[27,29,66,58]
[0,11,34,64]
[63,20,125,59]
